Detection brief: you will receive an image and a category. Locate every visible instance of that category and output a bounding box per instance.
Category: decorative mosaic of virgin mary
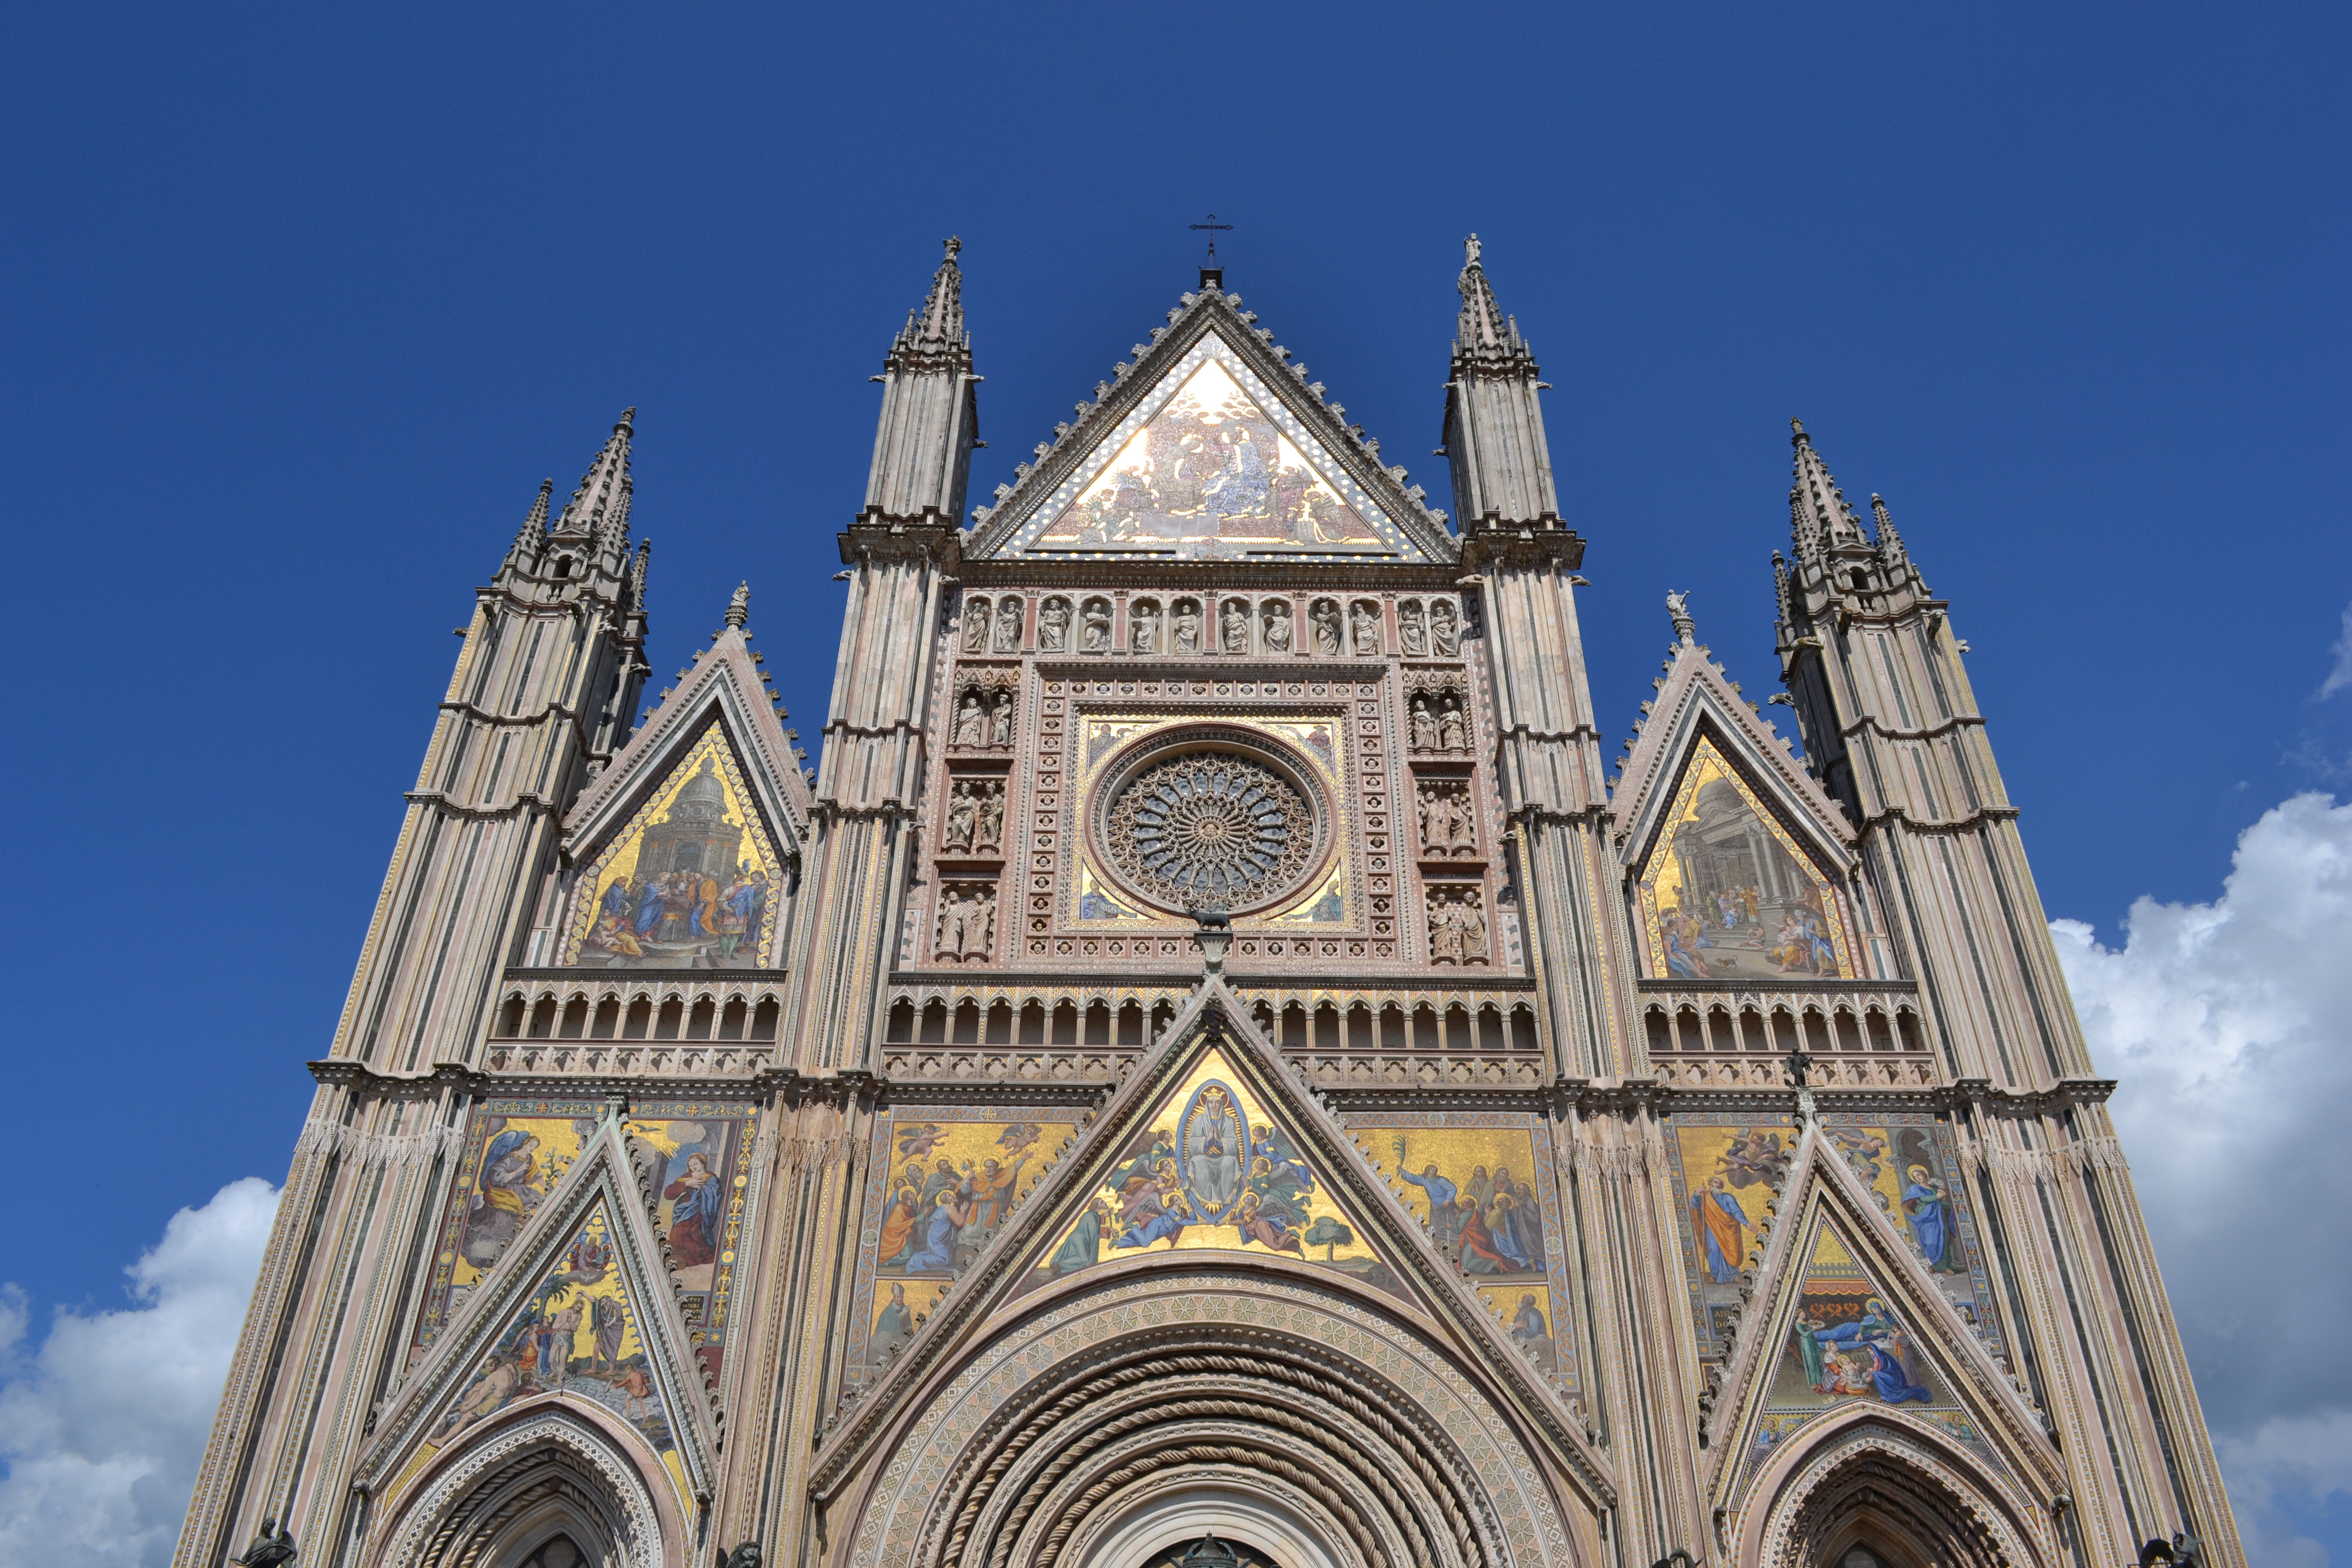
[1180,1082,1248,1221]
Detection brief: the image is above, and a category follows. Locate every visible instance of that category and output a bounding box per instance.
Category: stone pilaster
[174,415,649,1568]
[1778,422,2242,1564]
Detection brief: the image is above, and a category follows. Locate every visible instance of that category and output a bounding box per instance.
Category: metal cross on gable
[1189,212,1234,264]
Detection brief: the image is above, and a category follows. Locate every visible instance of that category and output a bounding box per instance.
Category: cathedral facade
[181,239,2239,1568]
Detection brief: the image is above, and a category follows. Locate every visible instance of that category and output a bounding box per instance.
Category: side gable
[813,971,1612,1509]
[966,286,1457,562]
[357,1118,722,1532]
[1609,630,1870,982]
[556,614,809,969]
[1700,1124,2062,1545]
[568,615,812,867]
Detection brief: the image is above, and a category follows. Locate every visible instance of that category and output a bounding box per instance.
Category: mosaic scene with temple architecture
[182,237,2239,1568]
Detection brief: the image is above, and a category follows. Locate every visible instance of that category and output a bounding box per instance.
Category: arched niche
[371,1402,683,1568]
[829,1269,1594,1568]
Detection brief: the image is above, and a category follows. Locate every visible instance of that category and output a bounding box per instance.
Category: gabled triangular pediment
[967,289,1455,562]
[1699,1124,2061,1523]
[815,973,1609,1506]
[1611,636,1869,981]
[357,1119,720,1528]
[558,632,804,968]
[566,619,809,871]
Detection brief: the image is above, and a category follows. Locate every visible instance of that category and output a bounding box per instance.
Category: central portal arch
[1079,1479,1345,1568]
[829,1269,1598,1568]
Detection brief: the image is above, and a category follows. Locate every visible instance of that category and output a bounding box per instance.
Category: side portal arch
[372,1402,683,1568]
[1743,1417,2051,1568]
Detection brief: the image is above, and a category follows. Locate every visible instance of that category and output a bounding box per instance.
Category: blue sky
[1,2,2346,1560]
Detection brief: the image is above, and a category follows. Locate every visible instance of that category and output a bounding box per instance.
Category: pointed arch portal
[830,1269,1593,1568]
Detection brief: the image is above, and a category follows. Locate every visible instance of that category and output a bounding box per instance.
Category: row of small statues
[934,887,997,960]
[930,884,1488,963]
[950,687,1015,747]
[961,593,1461,657]
[939,778,1006,854]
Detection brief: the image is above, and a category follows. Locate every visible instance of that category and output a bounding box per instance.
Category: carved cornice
[1457,525,1586,570]
[1944,1074,2117,1115]
[887,968,1540,994]
[1855,802,2024,836]
[399,790,555,823]
[958,561,1472,591]
[838,512,964,567]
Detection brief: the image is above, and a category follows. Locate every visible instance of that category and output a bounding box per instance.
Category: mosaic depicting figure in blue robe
[900,1192,963,1271]
[1813,1298,1933,1404]
[1902,1166,1951,1271]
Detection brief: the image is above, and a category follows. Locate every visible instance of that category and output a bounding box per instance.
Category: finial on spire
[1452,234,1525,361]
[556,409,636,535]
[1666,590,1696,645]
[886,238,972,371]
[1791,417,1808,446]
[725,581,750,630]
[511,478,553,556]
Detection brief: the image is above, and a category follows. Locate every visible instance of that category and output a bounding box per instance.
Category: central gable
[975,294,1451,561]
[1005,1041,1405,1302]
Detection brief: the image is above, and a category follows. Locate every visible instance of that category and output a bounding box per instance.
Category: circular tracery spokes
[1096,739,1324,914]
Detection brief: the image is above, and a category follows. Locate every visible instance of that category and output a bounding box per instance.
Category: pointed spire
[885,236,971,375]
[1789,418,1866,556]
[1442,235,1559,528]
[725,581,749,630]
[1452,234,1536,376]
[629,537,651,606]
[1870,493,1906,558]
[555,408,636,538]
[512,478,553,555]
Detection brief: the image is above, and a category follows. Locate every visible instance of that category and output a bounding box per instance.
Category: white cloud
[0,1178,280,1568]
[2053,791,2352,1565]
[2323,602,2352,699]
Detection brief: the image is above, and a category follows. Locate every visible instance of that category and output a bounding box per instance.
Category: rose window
[1101,749,1320,910]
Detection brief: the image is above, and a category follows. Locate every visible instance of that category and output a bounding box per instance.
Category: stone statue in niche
[1310,599,1341,655]
[1082,598,1112,652]
[1131,599,1160,654]
[953,690,986,747]
[1399,600,1429,656]
[1352,600,1382,655]
[993,597,1023,653]
[974,780,1004,850]
[989,691,1014,746]
[1172,598,1201,652]
[1439,697,1468,751]
[1427,886,1489,964]
[1430,599,1459,655]
[1263,600,1293,653]
[966,892,995,958]
[1409,696,1440,751]
[943,781,977,851]
[1416,781,1478,856]
[938,886,994,960]
[962,598,991,654]
[1221,598,1251,653]
[935,889,968,959]
[1038,596,1070,652]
